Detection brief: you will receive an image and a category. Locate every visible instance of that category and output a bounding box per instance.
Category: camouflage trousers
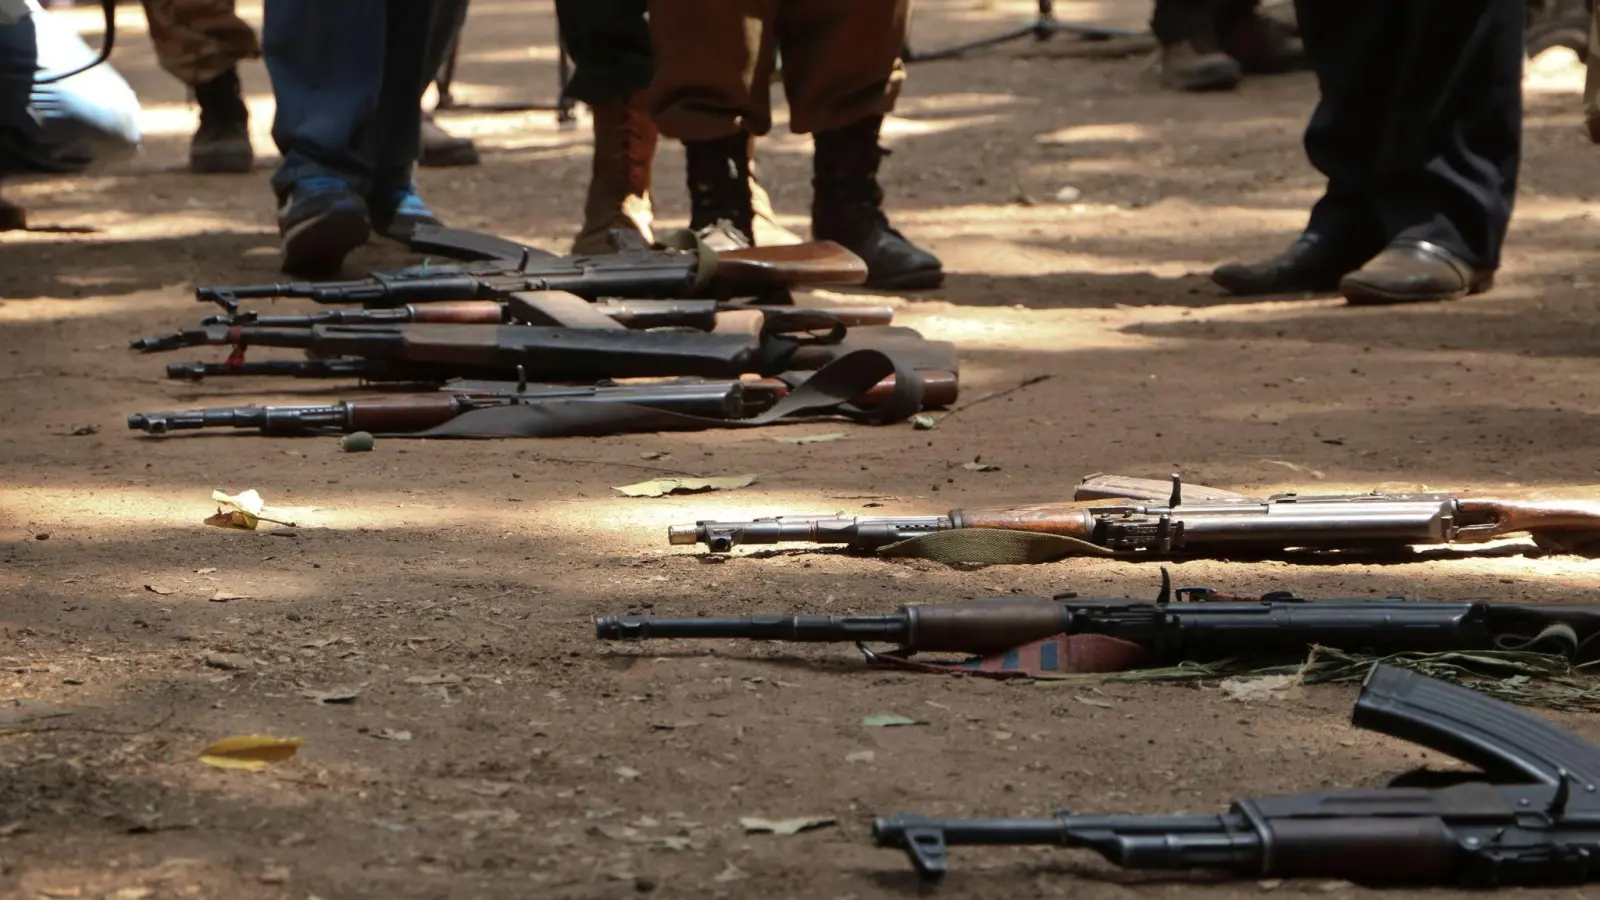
[141,0,260,86]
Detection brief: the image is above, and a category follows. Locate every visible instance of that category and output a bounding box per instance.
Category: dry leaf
[209,591,250,602]
[1074,695,1115,709]
[912,414,937,430]
[198,735,303,770]
[845,750,875,764]
[639,451,668,460]
[615,766,642,780]
[300,686,361,704]
[143,584,174,595]
[774,433,844,445]
[713,862,746,883]
[373,729,412,742]
[740,816,836,836]
[962,461,1001,472]
[195,567,218,575]
[205,489,297,531]
[859,713,923,728]
[1220,675,1302,702]
[613,474,758,498]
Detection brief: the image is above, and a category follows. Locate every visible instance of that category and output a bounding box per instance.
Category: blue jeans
[263,0,466,199]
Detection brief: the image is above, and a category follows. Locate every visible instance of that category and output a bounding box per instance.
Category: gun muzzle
[667,525,699,546]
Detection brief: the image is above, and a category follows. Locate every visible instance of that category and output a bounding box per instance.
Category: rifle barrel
[594,613,911,644]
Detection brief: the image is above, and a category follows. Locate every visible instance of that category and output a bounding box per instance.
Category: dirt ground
[2,1,1600,898]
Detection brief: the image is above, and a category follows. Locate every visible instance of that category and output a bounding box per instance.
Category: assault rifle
[594,570,1600,667]
[128,299,896,352]
[668,473,1600,556]
[875,665,1600,887]
[194,241,869,314]
[128,370,959,436]
[144,322,848,380]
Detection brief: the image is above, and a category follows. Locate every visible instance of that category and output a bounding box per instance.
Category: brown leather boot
[1157,39,1243,91]
[811,116,943,291]
[747,135,802,247]
[684,132,755,252]
[571,92,657,256]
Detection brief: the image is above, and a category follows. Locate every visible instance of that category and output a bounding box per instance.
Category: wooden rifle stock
[705,241,869,294]
[1455,486,1600,550]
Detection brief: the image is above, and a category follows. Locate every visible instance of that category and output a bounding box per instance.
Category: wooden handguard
[344,396,472,432]
[1455,486,1600,542]
[905,598,1073,654]
[949,502,1099,539]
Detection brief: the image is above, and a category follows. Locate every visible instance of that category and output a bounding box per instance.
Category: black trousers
[1297,0,1522,269]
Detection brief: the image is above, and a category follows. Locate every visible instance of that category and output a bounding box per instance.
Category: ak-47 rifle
[143,322,847,380]
[194,241,869,314]
[594,570,1600,667]
[128,299,896,353]
[128,370,960,436]
[667,473,1600,556]
[875,665,1600,887]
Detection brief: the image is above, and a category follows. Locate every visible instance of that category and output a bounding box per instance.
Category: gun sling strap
[384,348,928,438]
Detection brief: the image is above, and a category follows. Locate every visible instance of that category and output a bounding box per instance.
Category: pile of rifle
[125,227,959,439]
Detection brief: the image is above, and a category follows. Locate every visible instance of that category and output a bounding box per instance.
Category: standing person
[143,0,478,176]
[645,0,943,290]
[1149,0,1301,91]
[1211,0,1522,304]
[262,0,467,275]
[555,0,796,254]
[141,0,258,173]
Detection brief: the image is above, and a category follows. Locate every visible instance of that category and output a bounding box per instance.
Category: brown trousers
[645,0,908,140]
[142,0,260,86]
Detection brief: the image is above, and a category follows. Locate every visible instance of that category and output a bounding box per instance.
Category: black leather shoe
[1211,233,1369,296]
[1339,239,1494,306]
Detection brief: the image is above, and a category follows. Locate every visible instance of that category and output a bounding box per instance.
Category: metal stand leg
[902,0,1146,63]
[432,10,577,127]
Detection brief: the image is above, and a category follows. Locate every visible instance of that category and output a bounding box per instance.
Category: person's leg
[141,0,259,173]
[419,0,477,168]
[365,0,467,239]
[1150,0,1241,91]
[561,0,658,253]
[1339,0,1521,304]
[1213,0,1302,75]
[646,0,777,250]
[1211,0,1393,296]
[777,0,941,290]
[262,0,387,273]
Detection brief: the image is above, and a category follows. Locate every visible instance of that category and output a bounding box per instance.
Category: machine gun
[129,369,960,436]
[594,570,1600,663]
[874,665,1600,887]
[667,473,1600,556]
[193,241,869,313]
[129,298,896,353]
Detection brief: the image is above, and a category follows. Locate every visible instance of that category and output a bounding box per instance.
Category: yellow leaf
[198,735,304,770]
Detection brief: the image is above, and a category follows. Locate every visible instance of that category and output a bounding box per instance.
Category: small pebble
[340,431,375,452]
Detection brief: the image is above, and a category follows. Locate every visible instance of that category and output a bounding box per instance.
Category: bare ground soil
[1,2,1599,898]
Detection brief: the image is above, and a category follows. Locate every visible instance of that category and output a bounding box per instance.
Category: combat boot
[189,68,254,174]
[683,131,754,252]
[0,194,24,232]
[1156,39,1242,92]
[1217,6,1304,74]
[748,135,802,247]
[420,113,480,168]
[811,115,942,291]
[571,92,657,255]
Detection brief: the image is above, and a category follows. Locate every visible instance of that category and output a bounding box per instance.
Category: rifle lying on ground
[129,298,896,352]
[594,570,1600,675]
[667,473,1600,558]
[129,368,959,437]
[194,240,869,314]
[875,665,1600,886]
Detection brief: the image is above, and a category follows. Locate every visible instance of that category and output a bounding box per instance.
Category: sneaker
[277,176,370,275]
[370,185,443,241]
